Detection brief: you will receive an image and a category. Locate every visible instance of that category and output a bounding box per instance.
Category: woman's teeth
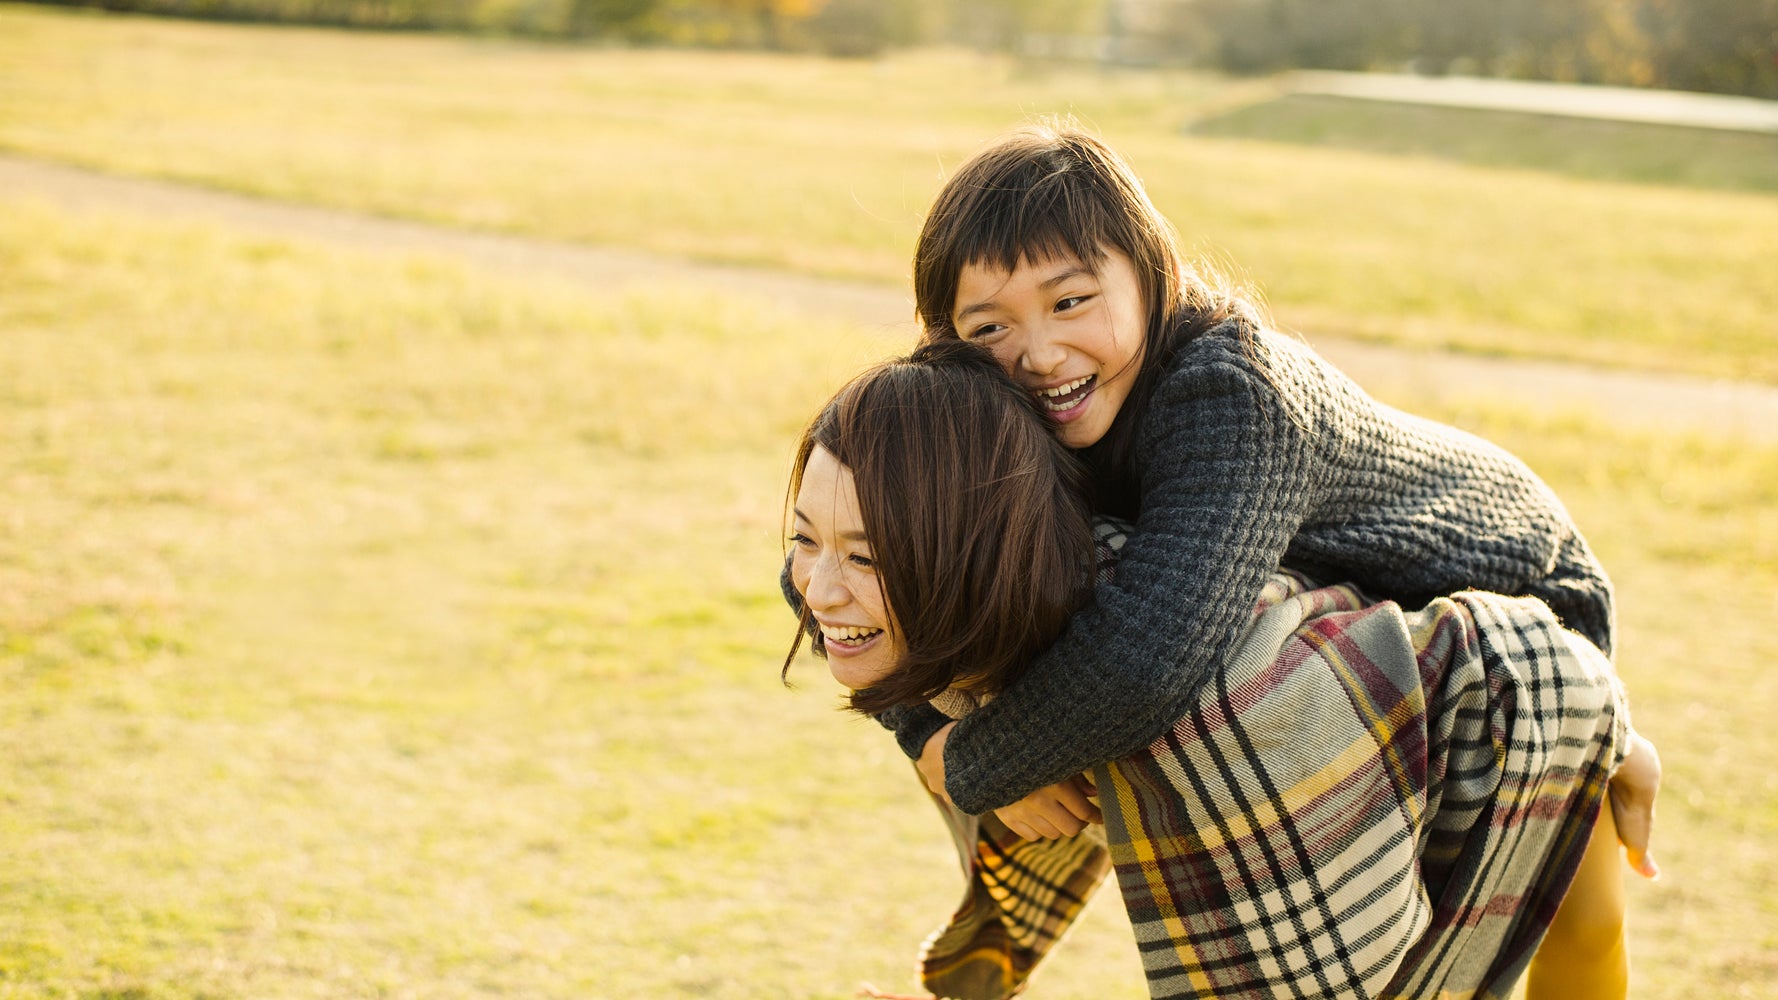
[820,624,883,643]
[1040,375,1094,411]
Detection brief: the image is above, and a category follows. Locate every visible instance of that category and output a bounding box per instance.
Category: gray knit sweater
[877,321,1614,816]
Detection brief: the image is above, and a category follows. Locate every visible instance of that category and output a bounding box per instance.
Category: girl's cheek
[988,344,1020,376]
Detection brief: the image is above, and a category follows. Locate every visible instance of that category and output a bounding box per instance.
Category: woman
[783,341,1637,1000]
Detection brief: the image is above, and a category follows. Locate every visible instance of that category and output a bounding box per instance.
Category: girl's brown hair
[913,122,1261,515]
[783,339,1095,716]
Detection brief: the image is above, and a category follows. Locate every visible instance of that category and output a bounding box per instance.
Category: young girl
[783,341,1636,1000]
[883,124,1657,882]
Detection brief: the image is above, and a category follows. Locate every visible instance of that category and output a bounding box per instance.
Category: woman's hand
[994,774,1103,841]
[1609,728,1662,880]
[917,722,957,805]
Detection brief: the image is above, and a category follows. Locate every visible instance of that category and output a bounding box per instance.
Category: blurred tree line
[1146,0,1778,99]
[33,0,1778,98]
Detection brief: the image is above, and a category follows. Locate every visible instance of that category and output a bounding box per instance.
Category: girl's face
[789,445,904,692]
[952,248,1147,450]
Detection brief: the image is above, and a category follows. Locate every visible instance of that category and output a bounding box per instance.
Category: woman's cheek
[789,552,812,599]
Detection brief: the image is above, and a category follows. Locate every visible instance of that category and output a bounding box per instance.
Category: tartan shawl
[914,565,1628,1000]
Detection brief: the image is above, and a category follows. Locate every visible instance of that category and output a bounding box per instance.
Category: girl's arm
[876,702,953,758]
[939,348,1321,815]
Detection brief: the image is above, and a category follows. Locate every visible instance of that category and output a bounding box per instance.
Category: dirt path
[7,152,1775,442]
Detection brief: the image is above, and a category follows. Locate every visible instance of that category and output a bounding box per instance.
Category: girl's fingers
[1614,800,1660,879]
[1614,800,1664,879]
[1625,848,1661,881]
[1608,730,1662,880]
[997,779,1108,840]
[1608,789,1660,880]
[1056,780,1098,823]
[1034,806,1074,839]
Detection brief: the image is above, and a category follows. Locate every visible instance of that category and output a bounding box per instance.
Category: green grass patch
[0,4,1775,383]
[1,194,1774,997]
[1191,93,1778,194]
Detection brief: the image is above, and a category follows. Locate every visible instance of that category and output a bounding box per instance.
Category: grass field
[1,4,1776,381]
[2,192,1776,998]
[1,6,1776,999]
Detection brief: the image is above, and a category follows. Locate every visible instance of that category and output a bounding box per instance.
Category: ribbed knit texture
[931,321,1615,815]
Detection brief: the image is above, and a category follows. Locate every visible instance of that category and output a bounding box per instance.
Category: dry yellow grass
[1,191,1774,998]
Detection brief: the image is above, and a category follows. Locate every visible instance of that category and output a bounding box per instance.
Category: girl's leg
[1526,797,1629,1000]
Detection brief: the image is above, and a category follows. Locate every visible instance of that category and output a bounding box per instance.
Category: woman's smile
[790,445,905,691]
[817,622,886,656]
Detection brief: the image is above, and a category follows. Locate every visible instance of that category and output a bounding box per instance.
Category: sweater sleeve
[941,348,1323,814]
[1522,528,1616,656]
[778,552,955,755]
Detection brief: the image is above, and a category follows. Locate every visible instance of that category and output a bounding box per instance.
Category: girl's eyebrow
[954,266,1094,321]
[1038,266,1094,289]
[955,298,998,322]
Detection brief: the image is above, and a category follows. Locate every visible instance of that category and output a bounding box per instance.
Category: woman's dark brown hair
[783,339,1095,716]
[913,122,1261,516]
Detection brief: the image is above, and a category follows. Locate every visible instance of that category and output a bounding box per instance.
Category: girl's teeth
[1040,375,1096,411]
[1040,375,1093,398]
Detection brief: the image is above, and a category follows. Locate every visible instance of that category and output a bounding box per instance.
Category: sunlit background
[1,1,1775,997]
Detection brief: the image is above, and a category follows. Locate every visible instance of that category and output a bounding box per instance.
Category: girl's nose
[1019,326,1066,378]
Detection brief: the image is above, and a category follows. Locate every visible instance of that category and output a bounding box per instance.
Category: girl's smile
[952,249,1147,449]
[1037,373,1097,420]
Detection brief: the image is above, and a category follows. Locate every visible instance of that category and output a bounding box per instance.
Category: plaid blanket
[915,569,1628,1000]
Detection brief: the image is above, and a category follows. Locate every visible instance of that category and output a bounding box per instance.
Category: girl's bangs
[958,172,1121,276]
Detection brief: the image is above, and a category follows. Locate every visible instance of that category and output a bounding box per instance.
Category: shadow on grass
[1188,94,1778,194]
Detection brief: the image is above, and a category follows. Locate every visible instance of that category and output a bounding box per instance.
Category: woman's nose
[802,555,848,612]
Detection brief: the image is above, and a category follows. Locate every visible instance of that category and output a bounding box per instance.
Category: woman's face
[951,247,1147,449]
[789,445,904,691]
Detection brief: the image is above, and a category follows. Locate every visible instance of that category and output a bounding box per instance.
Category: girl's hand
[917,723,957,805]
[1609,729,1662,880]
[994,774,1103,841]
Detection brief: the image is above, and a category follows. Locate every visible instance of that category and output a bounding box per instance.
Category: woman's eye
[788,532,813,547]
[848,554,875,569]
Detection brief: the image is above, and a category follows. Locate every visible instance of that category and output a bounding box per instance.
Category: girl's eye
[963,323,1004,342]
[1055,295,1090,313]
